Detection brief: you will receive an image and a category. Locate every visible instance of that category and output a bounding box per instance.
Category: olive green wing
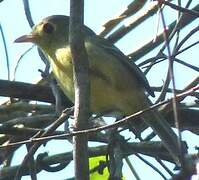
[87,34,154,97]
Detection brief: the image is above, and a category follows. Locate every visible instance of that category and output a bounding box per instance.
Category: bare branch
[128,4,199,61]
[0,79,72,106]
[2,85,198,150]
[99,0,147,37]
[0,23,10,80]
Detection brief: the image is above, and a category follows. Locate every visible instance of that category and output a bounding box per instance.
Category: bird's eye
[43,23,54,34]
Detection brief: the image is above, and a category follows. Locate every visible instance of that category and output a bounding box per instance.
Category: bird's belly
[52,64,145,115]
[52,64,119,113]
[50,46,146,116]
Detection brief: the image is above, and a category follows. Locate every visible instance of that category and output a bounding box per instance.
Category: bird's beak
[14,34,37,43]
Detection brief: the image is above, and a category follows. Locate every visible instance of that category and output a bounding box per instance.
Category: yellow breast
[46,41,146,116]
[49,47,75,102]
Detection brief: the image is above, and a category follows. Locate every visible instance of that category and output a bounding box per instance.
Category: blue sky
[0,0,199,179]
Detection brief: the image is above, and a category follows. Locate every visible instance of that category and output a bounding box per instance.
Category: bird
[15,15,181,163]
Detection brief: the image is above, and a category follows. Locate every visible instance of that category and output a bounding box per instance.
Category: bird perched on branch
[15,15,181,163]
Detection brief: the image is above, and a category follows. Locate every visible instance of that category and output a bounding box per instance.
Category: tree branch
[0,79,72,106]
[69,0,90,179]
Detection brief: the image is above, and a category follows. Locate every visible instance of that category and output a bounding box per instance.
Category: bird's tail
[141,104,185,165]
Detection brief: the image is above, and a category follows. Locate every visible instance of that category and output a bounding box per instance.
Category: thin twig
[0,23,10,80]
[172,0,181,56]
[174,25,199,53]
[155,68,171,103]
[158,1,184,166]
[135,154,167,180]
[13,45,34,80]
[174,58,199,72]
[22,0,34,27]
[155,158,174,176]
[152,85,199,98]
[140,0,194,78]
[161,1,199,17]
[133,120,174,177]
[26,144,37,180]
[127,3,199,61]
[158,0,193,54]
[140,42,199,74]
[125,157,141,180]
[175,40,199,56]
[2,85,198,149]
[14,108,73,180]
[183,76,199,91]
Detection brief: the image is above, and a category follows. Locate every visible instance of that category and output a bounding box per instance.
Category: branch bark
[0,79,72,106]
[69,0,90,179]
[1,142,184,179]
[128,3,199,61]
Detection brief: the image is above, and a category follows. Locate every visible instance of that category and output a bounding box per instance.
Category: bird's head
[15,15,70,53]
